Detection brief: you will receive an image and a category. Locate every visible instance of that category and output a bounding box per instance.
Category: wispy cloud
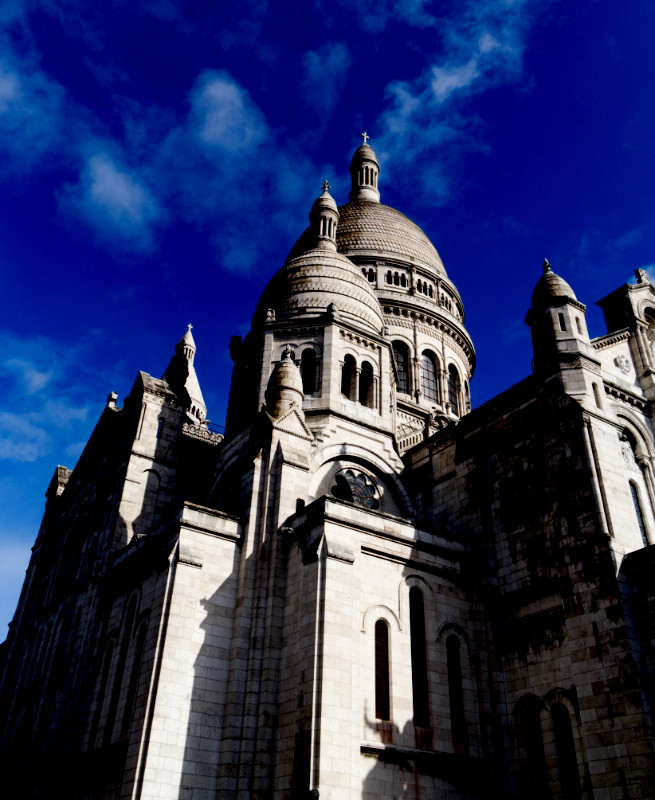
[375,0,545,204]
[60,151,163,251]
[0,332,105,463]
[191,71,268,152]
[302,42,352,118]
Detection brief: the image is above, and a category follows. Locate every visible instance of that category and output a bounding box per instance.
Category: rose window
[331,469,380,509]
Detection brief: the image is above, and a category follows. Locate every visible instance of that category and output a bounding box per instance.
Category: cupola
[309,181,339,251]
[348,132,380,203]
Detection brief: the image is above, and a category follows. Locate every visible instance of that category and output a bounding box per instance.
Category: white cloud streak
[375,0,544,204]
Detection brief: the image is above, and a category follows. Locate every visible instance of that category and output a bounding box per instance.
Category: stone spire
[309,180,339,251]
[163,324,207,422]
[349,133,380,203]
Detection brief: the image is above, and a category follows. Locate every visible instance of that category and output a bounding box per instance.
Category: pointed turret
[163,324,207,422]
[348,132,380,203]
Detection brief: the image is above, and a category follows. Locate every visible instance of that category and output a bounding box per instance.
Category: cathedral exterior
[2,139,655,799]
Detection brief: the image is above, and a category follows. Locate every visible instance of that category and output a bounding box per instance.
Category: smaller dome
[531,260,577,308]
[310,181,338,216]
[256,248,384,333]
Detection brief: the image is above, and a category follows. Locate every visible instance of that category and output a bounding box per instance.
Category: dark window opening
[447,635,468,754]
[120,622,148,740]
[359,361,374,407]
[558,312,567,331]
[301,349,317,395]
[375,620,390,720]
[517,700,548,799]
[341,355,356,400]
[551,703,581,800]
[448,364,461,415]
[421,351,439,403]
[410,588,429,728]
[630,481,649,546]
[393,341,409,395]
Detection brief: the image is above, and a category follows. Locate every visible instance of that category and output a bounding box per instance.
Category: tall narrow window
[630,481,649,546]
[341,355,356,400]
[301,349,317,395]
[558,312,567,331]
[575,317,583,335]
[421,351,439,403]
[375,620,390,721]
[359,361,374,407]
[409,588,429,728]
[551,703,581,800]
[104,598,136,745]
[447,635,468,753]
[448,364,461,415]
[393,341,409,395]
[120,622,148,739]
[516,699,548,799]
[89,640,115,748]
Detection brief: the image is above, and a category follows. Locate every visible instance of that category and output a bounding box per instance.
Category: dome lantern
[309,181,339,251]
[349,132,380,203]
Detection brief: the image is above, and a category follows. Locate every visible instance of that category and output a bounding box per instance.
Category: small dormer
[348,133,380,203]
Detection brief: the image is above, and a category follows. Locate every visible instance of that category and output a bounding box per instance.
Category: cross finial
[542,259,551,273]
[322,179,330,192]
[187,323,193,331]
[361,131,369,144]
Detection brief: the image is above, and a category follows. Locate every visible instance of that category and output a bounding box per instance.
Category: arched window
[448,364,461,415]
[392,341,409,395]
[630,481,649,546]
[551,703,581,799]
[375,620,390,721]
[515,696,548,799]
[90,639,115,748]
[104,597,137,745]
[409,588,429,729]
[421,351,439,403]
[359,361,374,408]
[341,355,356,400]
[120,621,148,740]
[301,349,317,395]
[447,635,468,754]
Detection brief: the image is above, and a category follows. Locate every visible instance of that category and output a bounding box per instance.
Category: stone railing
[181,422,224,446]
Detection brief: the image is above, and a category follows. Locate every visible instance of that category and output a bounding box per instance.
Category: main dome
[287,201,447,277]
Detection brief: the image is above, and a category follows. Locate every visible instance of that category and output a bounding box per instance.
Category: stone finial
[635,267,649,284]
[361,131,369,144]
[542,259,552,273]
[107,391,118,408]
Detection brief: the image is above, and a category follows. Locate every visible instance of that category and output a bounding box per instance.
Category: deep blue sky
[1,0,654,635]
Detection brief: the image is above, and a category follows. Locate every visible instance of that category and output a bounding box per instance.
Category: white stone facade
[1,142,655,799]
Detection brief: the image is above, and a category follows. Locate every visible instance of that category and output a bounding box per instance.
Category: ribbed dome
[256,247,384,333]
[531,262,577,308]
[287,201,447,276]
